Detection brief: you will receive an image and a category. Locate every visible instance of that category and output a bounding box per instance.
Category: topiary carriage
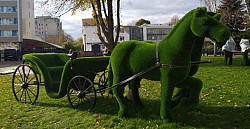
[12,52,109,111]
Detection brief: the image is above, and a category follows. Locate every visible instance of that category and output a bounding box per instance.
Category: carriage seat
[23,53,70,85]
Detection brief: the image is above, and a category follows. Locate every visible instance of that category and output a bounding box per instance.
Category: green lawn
[0,56,249,129]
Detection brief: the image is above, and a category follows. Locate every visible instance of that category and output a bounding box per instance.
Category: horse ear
[213,13,221,20]
[194,7,207,17]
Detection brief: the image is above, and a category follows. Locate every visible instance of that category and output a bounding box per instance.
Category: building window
[0,30,18,37]
[28,2,30,8]
[0,18,18,25]
[146,28,171,40]
[129,28,143,41]
[0,6,17,13]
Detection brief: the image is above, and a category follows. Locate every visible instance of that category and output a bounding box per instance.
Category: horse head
[191,7,230,46]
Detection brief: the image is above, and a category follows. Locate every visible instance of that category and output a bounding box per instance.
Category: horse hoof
[118,109,128,117]
[179,97,198,109]
[161,116,172,123]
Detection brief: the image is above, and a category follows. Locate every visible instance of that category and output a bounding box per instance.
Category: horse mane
[160,9,196,43]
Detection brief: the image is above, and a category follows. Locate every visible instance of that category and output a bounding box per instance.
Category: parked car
[4,49,18,61]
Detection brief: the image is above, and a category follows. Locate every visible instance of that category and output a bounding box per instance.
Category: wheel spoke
[15,75,23,84]
[73,80,80,91]
[26,90,33,103]
[81,98,84,108]
[15,87,23,94]
[71,96,79,103]
[27,76,36,84]
[76,98,80,108]
[68,89,74,95]
[27,87,36,97]
[19,89,24,101]
[25,69,31,82]
[27,84,37,88]
[84,96,94,104]
[83,85,92,93]
[17,69,24,82]
[14,84,22,86]
[24,89,27,104]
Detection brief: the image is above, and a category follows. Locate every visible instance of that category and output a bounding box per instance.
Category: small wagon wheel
[12,64,39,105]
[67,76,96,111]
[98,71,108,97]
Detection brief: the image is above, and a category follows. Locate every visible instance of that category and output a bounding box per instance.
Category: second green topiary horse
[108,7,230,121]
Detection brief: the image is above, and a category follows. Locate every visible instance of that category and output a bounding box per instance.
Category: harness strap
[155,43,160,63]
[155,43,190,68]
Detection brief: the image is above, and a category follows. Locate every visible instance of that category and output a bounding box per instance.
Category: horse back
[110,41,159,79]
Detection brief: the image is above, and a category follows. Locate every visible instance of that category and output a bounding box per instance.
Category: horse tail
[107,60,113,95]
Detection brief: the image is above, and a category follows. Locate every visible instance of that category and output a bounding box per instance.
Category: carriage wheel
[98,71,108,97]
[12,65,39,105]
[67,76,96,111]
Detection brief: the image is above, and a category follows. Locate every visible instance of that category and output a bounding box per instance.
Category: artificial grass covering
[23,53,109,98]
[108,7,230,121]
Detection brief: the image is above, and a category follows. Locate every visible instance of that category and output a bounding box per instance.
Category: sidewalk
[0,61,22,75]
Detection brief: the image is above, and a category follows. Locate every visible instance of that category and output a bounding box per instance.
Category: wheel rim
[12,65,39,105]
[98,71,108,95]
[67,76,96,111]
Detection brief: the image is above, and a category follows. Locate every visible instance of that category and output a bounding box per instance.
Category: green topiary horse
[108,7,230,121]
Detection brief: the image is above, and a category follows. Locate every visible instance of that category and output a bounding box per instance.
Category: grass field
[0,56,249,129]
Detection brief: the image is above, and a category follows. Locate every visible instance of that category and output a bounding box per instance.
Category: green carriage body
[22,53,109,99]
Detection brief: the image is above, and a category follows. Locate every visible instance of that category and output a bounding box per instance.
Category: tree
[217,0,246,37]
[168,15,179,26]
[200,0,219,12]
[75,37,84,51]
[38,0,121,52]
[135,18,151,26]
[45,32,74,45]
[62,40,82,53]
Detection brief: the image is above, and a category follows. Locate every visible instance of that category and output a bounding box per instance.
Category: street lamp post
[83,34,87,56]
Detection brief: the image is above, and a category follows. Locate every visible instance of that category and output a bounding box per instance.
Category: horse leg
[160,70,174,121]
[112,71,130,117]
[130,77,144,107]
[178,76,203,109]
[171,88,189,108]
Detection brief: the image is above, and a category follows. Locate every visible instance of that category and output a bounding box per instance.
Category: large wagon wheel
[98,71,108,97]
[12,64,39,105]
[67,76,96,111]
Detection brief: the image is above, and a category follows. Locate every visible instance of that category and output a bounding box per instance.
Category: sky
[35,0,203,40]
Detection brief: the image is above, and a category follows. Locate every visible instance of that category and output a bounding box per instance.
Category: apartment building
[35,16,63,41]
[0,0,35,50]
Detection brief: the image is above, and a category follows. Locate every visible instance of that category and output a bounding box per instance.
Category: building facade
[82,19,173,52]
[0,0,35,50]
[82,19,130,52]
[35,16,63,41]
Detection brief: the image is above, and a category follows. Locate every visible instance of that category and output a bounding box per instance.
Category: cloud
[36,0,203,39]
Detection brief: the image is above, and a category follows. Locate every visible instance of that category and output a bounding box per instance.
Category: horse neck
[158,12,197,57]
[191,37,205,61]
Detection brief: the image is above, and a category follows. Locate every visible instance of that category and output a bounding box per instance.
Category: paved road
[0,61,23,75]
